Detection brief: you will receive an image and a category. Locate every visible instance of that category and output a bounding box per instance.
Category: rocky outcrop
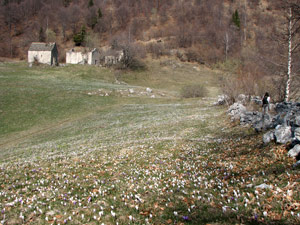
[227,100,300,160]
[227,102,247,121]
[214,95,229,106]
[263,130,275,144]
[240,111,262,126]
[294,127,300,141]
[274,102,300,126]
[288,145,300,158]
[274,125,292,144]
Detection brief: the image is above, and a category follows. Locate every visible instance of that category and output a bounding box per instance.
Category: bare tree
[68,4,81,34]
[115,4,130,29]
[224,32,231,61]
[283,2,300,101]
[84,31,100,48]
[275,1,300,101]
[58,7,69,41]
[2,2,20,57]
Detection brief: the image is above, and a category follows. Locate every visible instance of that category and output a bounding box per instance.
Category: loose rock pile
[227,100,300,167]
[214,95,229,106]
[87,87,168,98]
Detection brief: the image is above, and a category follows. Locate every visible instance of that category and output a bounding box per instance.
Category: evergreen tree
[232,10,240,29]
[63,0,72,7]
[2,0,9,6]
[88,0,94,8]
[73,26,86,46]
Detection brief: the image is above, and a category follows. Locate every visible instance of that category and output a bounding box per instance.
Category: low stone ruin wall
[227,100,300,167]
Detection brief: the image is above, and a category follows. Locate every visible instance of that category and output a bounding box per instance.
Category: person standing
[262,92,270,115]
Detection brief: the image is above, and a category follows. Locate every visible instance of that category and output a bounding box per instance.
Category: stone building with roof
[28,42,58,66]
[66,48,100,65]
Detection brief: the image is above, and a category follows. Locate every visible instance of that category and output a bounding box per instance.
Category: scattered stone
[150,95,155,98]
[193,66,200,71]
[214,95,229,106]
[295,116,300,127]
[263,130,275,144]
[250,96,262,105]
[129,89,135,94]
[288,145,300,158]
[253,113,276,131]
[275,102,300,126]
[240,111,262,127]
[237,94,247,103]
[146,88,153,93]
[294,128,300,141]
[274,125,292,144]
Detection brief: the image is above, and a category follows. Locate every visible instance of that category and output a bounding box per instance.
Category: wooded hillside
[0,0,282,60]
[1,0,299,101]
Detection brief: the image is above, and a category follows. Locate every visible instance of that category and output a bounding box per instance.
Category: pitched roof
[29,42,56,51]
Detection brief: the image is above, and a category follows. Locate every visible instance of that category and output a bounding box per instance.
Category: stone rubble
[288,145,300,158]
[227,99,300,159]
[214,95,229,106]
[227,102,246,121]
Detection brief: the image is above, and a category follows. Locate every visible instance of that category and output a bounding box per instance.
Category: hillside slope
[0,0,284,63]
[0,60,300,224]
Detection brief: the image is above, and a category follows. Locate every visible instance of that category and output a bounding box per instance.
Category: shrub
[185,49,205,64]
[181,84,208,98]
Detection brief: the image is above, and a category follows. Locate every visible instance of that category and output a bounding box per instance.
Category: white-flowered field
[0,62,299,225]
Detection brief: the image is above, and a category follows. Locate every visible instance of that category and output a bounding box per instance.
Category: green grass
[0,60,220,148]
[0,61,299,225]
[0,63,116,137]
[119,58,221,97]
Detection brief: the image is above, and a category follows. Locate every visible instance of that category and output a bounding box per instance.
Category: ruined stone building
[103,50,124,66]
[66,48,100,65]
[28,42,58,66]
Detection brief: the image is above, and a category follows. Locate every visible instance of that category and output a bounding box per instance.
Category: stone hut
[66,48,100,65]
[28,42,58,66]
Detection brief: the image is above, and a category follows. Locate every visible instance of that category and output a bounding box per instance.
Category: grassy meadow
[0,60,300,225]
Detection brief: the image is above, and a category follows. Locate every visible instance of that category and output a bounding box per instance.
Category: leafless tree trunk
[285,7,293,102]
[223,31,235,61]
[283,1,300,101]
[243,0,247,42]
[224,32,230,61]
